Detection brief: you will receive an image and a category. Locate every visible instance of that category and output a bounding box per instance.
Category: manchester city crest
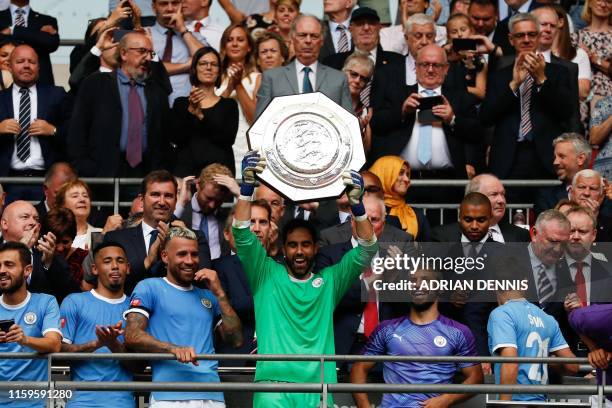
[24,312,37,325]
[201,299,212,309]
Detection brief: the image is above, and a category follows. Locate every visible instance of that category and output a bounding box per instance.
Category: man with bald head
[0,200,76,300]
[371,44,480,183]
[0,44,69,202]
[35,162,77,222]
[569,169,612,243]
[68,31,170,178]
[255,14,353,118]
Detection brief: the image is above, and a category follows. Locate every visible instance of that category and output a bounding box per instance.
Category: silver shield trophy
[248,92,365,202]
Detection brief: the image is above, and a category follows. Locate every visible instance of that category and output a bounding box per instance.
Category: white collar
[417,84,442,95]
[0,291,31,310]
[9,4,30,15]
[518,0,532,13]
[330,18,351,30]
[90,289,127,304]
[141,221,156,237]
[504,297,528,304]
[460,233,489,244]
[100,66,113,73]
[296,59,318,74]
[540,49,552,63]
[163,277,193,291]
[489,224,501,233]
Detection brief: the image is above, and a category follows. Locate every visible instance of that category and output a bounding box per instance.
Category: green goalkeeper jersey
[232,224,378,384]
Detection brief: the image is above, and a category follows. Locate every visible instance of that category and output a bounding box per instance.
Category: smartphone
[0,319,15,333]
[418,95,444,123]
[112,29,133,43]
[452,38,478,52]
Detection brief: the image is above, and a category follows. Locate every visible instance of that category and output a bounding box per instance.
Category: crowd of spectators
[0,0,611,407]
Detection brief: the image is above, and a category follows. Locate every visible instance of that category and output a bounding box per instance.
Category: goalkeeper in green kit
[232,151,379,407]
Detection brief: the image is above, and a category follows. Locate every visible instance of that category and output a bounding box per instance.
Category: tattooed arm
[124,312,200,365]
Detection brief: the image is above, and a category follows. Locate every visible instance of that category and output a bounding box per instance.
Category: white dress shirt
[295,60,318,93]
[141,221,156,254]
[11,84,44,170]
[189,195,221,259]
[329,19,352,53]
[350,237,380,334]
[186,16,224,52]
[380,24,447,56]
[488,224,505,243]
[151,22,191,105]
[401,85,453,170]
[528,243,557,298]
[460,233,489,256]
[405,54,417,86]
[565,253,592,305]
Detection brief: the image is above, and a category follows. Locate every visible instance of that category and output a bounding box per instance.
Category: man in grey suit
[255,14,353,118]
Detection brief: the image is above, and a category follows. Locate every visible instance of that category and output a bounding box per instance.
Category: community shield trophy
[247,92,365,202]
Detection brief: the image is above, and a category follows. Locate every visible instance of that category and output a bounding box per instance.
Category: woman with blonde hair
[369,155,431,242]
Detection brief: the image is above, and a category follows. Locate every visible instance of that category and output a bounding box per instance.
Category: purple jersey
[569,304,612,401]
[363,315,478,407]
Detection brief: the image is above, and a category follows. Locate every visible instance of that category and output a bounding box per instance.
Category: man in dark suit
[178,163,233,260]
[0,200,76,302]
[534,133,591,215]
[316,195,413,360]
[67,31,170,178]
[480,13,573,183]
[215,199,275,365]
[0,0,59,85]
[0,44,69,202]
[371,44,480,179]
[569,169,612,244]
[255,14,353,118]
[104,170,211,294]
[323,7,405,111]
[434,174,531,243]
[319,0,355,61]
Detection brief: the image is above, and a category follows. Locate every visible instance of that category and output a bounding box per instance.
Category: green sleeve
[232,225,276,292]
[326,240,379,305]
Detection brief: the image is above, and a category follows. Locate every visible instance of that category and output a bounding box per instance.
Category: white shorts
[590,395,612,408]
[149,397,226,408]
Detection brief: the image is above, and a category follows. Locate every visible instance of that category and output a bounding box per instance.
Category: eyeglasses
[197,61,220,69]
[127,47,156,58]
[416,62,448,70]
[511,31,538,39]
[347,70,371,84]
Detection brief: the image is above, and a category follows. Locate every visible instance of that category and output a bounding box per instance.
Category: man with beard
[351,268,484,408]
[104,170,212,294]
[0,241,62,408]
[233,151,378,408]
[59,242,135,408]
[125,226,242,407]
[68,31,170,177]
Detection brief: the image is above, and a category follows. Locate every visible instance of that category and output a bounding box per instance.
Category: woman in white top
[216,23,261,175]
[55,180,122,250]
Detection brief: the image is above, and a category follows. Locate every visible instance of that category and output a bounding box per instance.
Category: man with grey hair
[125,225,242,407]
[255,14,353,118]
[481,12,573,197]
[495,0,546,55]
[569,169,612,243]
[535,133,592,215]
[319,0,356,61]
[68,31,170,178]
[433,173,530,242]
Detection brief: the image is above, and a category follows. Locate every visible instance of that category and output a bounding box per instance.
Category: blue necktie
[302,66,313,93]
[148,229,159,253]
[417,89,436,166]
[199,214,210,242]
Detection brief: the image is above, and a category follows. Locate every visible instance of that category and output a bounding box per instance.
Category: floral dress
[591,96,612,180]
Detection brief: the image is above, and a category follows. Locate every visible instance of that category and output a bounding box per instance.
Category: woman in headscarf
[369,155,431,242]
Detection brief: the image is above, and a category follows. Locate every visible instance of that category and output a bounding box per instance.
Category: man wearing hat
[323,7,405,112]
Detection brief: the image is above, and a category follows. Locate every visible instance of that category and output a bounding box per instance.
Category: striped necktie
[16,87,31,162]
[14,8,25,27]
[536,264,553,303]
[336,24,349,53]
[519,74,534,141]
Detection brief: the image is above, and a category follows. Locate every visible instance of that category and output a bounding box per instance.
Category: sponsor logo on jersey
[24,312,37,325]
[434,335,447,347]
[312,277,324,288]
[201,298,212,309]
